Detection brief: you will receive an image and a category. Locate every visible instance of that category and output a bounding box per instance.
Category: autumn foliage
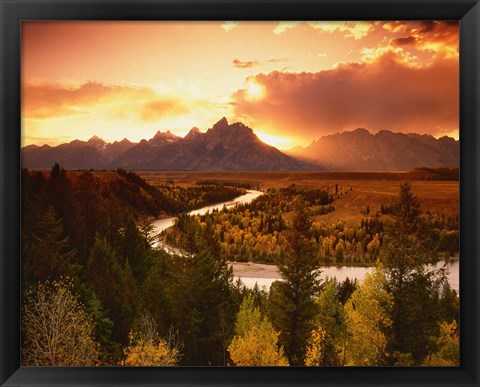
[228,296,288,366]
[21,279,100,366]
[20,165,459,367]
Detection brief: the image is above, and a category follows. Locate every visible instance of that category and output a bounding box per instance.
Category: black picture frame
[1,0,479,386]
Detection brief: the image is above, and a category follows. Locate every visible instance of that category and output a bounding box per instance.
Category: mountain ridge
[286,128,458,171]
[22,121,458,171]
[22,118,309,171]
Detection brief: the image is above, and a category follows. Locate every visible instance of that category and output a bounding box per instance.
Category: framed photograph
[1,0,479,386]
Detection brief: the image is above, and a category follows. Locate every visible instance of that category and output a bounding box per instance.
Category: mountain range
[286,128,459,171]
[22,118,307,171]
[21,119,459,171]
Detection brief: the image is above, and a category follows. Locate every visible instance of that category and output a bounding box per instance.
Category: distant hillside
[287,128,459,171]
[22,118,309,171]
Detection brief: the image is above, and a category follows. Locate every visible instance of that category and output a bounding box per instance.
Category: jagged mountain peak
[88,135,105,143]
[86,135,107,152]
[208,118,255,139]
[185,127,202,139]
[21,117,307,171]
[112,117,306,171]
[153,129,178,139]
[149,129,180,146]
[21,122,459,171]
[212,116,229,130]
[111,137,132,145]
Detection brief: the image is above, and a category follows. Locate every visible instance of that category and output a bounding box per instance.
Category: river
[151,190,460,294]
[232,260,459,294]
[151,190,264,253]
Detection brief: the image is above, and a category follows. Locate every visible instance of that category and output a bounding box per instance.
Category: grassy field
[139,171,459,225]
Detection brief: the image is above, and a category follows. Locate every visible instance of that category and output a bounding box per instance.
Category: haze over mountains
[22,118,306,171]
[287,128,459,171]
[22,118,459,171]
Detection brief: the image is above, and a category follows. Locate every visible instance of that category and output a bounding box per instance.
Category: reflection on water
[152,217,176,233]
[235,260,460,294]
[188,190,263,216]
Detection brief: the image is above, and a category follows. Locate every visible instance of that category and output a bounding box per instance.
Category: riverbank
[151,189,264,247]
[229,253,459,275]
[229,262,280,278]
[229,261,378,278]
[230,260,460,294]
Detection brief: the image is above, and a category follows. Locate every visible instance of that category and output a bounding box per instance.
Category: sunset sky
[22,21,459,149]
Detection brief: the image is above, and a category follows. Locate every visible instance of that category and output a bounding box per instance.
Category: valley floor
[140,170,459,224]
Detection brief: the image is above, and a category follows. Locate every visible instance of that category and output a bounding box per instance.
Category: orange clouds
[232,58,289,69]
[385,21,458,57]
[23,81,198,123]
[22,79,234,145]
[23,81,115,119]
[273,21,375,40]
[21,21,459,147]
[233,59,260,68]
[139,99,190,122]
[232,49,458,141]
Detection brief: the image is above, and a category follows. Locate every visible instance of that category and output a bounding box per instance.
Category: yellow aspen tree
[21,278,100,366]
[344,269,393,366]
[304,327,327,366]
[228,296,288,366]
[423,320,459,366]
[122,312,180,366]
[123,335,179,366]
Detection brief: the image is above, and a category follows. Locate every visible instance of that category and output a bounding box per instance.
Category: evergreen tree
[306,281,346,366]
[381,182,446,364]
[120,215,152,284]
[138,214,159,247]
[48,163,76,239]
[21,169,47,252]
[140,249,175,337]
[169,218,236,365]
[74,171,109,261]
[267,201,321,365]
[122,258,139,328]
[438,282,459,325]
[336,277,357,305]
[86,235,136,357]
[82,288,118,365]
[23,205,78,284]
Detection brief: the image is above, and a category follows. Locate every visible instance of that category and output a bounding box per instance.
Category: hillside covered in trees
[165,183,458,266]
[21,165,459,366]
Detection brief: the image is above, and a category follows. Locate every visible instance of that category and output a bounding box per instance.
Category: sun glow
[244,80,266,101]
[439,129,459,141]
[22,21,459,146]
[255,131,292,149]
